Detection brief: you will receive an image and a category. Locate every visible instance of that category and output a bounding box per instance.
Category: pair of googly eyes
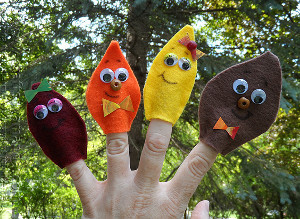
[164,53,191,71]
[33,98,63,120]
[100,68,129,83]
[233,79,267,104]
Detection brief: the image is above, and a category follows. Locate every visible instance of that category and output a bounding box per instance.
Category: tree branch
[164,7,238,15]
[164,165,180,182]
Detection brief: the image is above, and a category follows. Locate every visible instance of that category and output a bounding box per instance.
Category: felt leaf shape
[24,79,52,102]
[26,81,87,168]
[86,41,141,134]
[144,25,203,125]
[199,51,282,155]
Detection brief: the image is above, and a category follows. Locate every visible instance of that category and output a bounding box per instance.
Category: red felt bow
[213,117,239,140]
[178,34,205,61]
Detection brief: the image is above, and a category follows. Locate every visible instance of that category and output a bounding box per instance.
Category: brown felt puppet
[199,51,282,155]
[26,79,87,168]
[86,41,141,134]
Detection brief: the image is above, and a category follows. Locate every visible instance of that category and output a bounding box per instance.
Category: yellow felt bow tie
[213,117,239,140]
[102,96,134,117]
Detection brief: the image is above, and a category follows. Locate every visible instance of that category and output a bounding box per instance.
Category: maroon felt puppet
[199,51,282,155]
[25,79,87,168]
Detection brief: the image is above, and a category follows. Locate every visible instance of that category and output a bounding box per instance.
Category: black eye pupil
[51,104,59,112]
[236,85,245,93]
[103,74,112,82]
[37,111,44,119]
[118,73,127,81]
[254,96,263,103]
[166,58,174,65]
[182,62,190,70]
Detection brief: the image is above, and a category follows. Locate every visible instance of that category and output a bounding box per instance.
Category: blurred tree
[0,0,299,218]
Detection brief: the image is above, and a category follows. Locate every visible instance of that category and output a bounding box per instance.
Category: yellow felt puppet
[144,25,204,125]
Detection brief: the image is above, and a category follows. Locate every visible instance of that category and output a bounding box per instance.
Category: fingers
[135,119,172,185]
[191,200,210,219]
[106,132,131,180]
[66,159,99,201]
[169,141,217,202]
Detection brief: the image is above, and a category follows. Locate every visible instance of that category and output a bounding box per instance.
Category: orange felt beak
[86,41,141,134]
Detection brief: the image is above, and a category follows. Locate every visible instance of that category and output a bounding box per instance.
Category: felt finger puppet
[25,79,87,168]
[86,41,141,134]
[199,51,282,155]
[144,25,205,125]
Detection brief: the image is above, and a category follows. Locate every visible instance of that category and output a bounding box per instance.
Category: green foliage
[8,161,82,218]
[0,0,299,218]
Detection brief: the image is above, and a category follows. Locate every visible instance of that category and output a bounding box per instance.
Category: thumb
[191,200,210,219]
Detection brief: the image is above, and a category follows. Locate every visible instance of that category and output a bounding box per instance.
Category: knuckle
[131,192,153,216]
[68,163,85,182]
[164,204,178,218]
[146,133,169,155]
[82,205,97,219]
[106,138,128,156]
[164,198,180,218]
[188,154,211,179]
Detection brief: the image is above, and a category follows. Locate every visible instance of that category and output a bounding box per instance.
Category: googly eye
[100,68,114,83]
[47,98,63,112]
[33,105,48,120]
[164,53,178,66]
[233,79,248,94]
[251,89,266,104]
[178,58,191,71]
[115,68,129,82]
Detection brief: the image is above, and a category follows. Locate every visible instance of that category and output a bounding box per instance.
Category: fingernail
[205,200,210,211]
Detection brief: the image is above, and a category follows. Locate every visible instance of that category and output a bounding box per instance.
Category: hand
[66,119,217,218]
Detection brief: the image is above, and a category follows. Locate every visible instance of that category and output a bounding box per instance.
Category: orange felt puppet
[86,41,141,134]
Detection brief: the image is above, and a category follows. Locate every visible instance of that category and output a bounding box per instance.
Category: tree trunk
[126,1,152,170]
[11,184,19,219]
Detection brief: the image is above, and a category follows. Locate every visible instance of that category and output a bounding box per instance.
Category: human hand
[66,119,217,218]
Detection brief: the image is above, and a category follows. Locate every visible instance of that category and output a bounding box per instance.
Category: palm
[67,119,217,218]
